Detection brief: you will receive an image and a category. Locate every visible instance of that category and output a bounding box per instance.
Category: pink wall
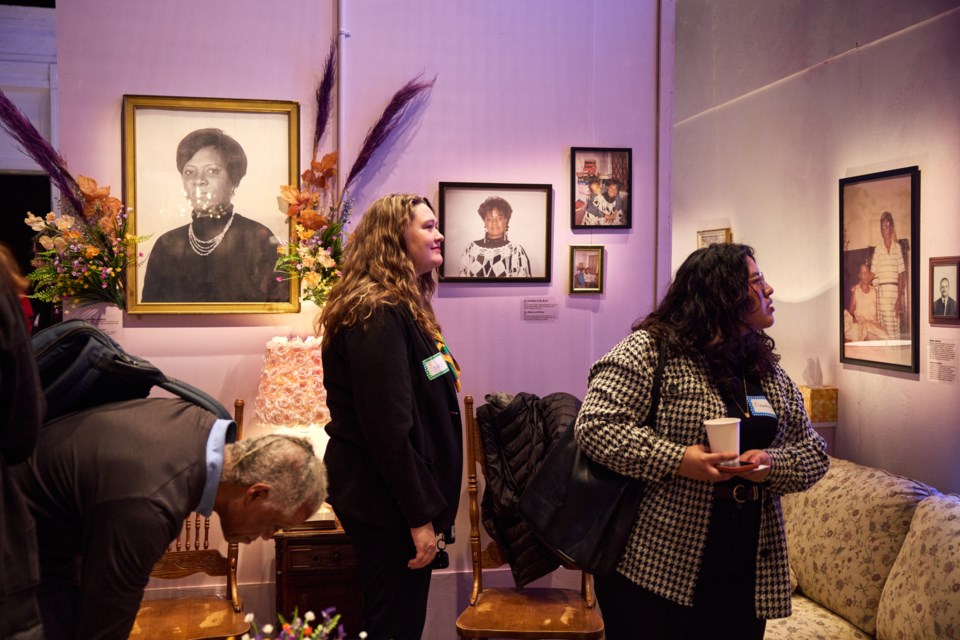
[55,0,669,631]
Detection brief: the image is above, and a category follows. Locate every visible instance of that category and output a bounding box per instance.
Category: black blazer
[322,304,463,533]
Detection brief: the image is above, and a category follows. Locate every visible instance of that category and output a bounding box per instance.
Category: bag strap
[643,339,667,428]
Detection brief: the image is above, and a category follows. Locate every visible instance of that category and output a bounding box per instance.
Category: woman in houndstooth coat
[575,243,829,640]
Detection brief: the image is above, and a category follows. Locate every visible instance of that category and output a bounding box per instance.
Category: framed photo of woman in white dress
[438,182,551,283]
[122,95,300,314]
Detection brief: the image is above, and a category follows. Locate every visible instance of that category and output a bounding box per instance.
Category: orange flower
[279,185,315,219]
[77,175,123,222]
[298,209,330,231]
[300,151,338,190]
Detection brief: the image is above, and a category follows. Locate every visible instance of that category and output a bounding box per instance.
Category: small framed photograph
[840,165,920,373]
[438,182,552,283]
[122,94,300,314]
[570,245,604,294]
[570,147,631,229]
[696,228,732,248]
[930,257,960,325]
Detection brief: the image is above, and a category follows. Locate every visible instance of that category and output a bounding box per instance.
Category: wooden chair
[455,395,605,640]
[128,399,250,640]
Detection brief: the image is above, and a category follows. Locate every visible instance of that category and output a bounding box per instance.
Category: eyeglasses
[748,272,767,290]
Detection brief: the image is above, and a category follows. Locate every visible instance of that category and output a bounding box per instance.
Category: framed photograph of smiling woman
[122,95,300,314]
[571,147,631,229]
[438,182,552,283]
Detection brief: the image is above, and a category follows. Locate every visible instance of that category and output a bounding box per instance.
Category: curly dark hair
[634,243,779,396]
[477,196,513,222]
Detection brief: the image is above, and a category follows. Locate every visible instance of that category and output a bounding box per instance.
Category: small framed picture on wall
[570,147,631,229]
[437,182,552,283]
[929,257,960,325]
[696,228,732,248]
[570,245,604,294]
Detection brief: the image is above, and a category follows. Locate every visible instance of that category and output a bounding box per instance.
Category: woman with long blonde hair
[318,194,462,640]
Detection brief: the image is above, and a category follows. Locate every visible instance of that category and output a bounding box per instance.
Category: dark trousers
[338,516,433,640]
[595,499,766,640]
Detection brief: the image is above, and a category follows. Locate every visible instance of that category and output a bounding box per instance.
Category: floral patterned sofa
[765,456,960,639]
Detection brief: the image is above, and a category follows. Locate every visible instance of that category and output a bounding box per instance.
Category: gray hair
[223,434,327,518]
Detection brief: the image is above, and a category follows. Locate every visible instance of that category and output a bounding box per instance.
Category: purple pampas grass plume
[341,75,435,195]
[312,40,338,159]
[0,89,83,215]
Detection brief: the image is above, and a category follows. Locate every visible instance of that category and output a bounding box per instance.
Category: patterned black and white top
[575,330,829,619]
[458,239,531,278]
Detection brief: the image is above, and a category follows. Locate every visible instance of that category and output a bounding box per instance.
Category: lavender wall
[54,0,670,633]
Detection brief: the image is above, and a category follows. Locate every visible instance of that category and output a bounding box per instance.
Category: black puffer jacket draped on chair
[475,391,581,588]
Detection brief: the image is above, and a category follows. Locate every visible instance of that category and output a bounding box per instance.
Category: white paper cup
[704,417,740,466]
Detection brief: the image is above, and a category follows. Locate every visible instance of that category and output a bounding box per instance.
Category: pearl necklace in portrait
[188,211,235,256]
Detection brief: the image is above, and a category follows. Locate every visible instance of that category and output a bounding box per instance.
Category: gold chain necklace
[730,374,751,418]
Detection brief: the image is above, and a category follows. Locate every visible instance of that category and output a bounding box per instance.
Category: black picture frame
[929,257,960,326]
[122,94,300,314]
[570,147,632,229]
[840,165,920,373]
[438,182,552,283]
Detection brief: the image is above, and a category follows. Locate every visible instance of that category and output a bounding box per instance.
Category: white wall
[673,0,960,492]
[52,0,671,634]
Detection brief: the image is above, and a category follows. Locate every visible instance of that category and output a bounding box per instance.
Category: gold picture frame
[696,227,732,248]
[122,95,300,314]
[570,245,604,294]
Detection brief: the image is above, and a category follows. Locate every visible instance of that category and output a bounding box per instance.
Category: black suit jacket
[0,286,45,639]
[934,296,958,317]
[322,304,463,533]
[12,398,228,640]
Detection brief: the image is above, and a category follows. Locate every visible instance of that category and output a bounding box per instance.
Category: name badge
[747,396,777,418]
[423,352,449,380]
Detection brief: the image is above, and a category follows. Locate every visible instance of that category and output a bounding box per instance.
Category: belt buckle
[732,484,747,504]
[732,484,757,504]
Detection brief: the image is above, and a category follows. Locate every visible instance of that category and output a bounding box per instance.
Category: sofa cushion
[765,594,872,639]
[781,457,936,635]
[876,494,960,640]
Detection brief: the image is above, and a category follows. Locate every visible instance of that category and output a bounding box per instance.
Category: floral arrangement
[243,608,361,640]
[23,177,144,309]
[275,152,351,307]
[273,41,434,306]
[0,90,145,310]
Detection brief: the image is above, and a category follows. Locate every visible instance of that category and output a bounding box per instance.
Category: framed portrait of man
[839,166,920,373]
[122,95,300,314]
[438,182,552,283]
[929,257,960,325]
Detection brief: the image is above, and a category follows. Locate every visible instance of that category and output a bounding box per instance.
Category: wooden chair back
[128,399,250,640]
[455,395,604,640]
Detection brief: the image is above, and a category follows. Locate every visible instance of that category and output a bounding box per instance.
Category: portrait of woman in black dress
[141,128,287,303]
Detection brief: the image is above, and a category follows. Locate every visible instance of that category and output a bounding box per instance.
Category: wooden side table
[274,521,364,635]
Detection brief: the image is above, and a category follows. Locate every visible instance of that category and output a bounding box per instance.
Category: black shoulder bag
[518,341,667,575]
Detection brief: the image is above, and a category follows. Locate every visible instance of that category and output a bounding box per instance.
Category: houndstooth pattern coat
[574,330,829,619]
